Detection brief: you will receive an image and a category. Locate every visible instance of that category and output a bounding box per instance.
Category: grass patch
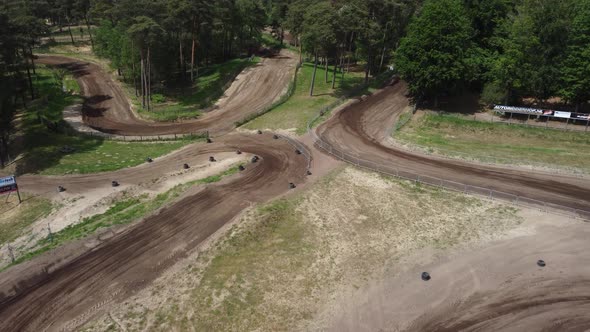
[1,164,242,271]
[0,194,54,247]
[242,62,390,134]
[25,139,194,175]
[196,165,241,184]
[395,112,590,172]
[136,57,261,122]
[4,65,197,176]
[259,33,299,53]
[161,197,315,331]
[63,74,80,93]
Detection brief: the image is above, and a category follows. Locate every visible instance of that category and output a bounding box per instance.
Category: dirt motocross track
[316,81,590,331]
[0,133,308,331]
[37,51,297,136]
[0,52,306,332]
[0,52,589,331]
[317,81,590,213]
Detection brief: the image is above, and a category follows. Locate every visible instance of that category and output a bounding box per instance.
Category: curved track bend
[38,51,296,136]
[316,80,590,331]
[317,81,590,212]
[0,133,307,331]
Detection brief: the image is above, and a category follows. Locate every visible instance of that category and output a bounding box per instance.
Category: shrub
[480,82,506,107]
[151,94,166,103]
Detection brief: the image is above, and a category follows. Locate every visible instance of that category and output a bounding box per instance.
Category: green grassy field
[0,194,55,247]
[137,57,261,121]
[242,62,388,134]
[4,65,197,176]
[259,33,299,53]
[395,112,590,173]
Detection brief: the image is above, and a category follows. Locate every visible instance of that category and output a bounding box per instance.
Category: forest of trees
[1,0,589,166]
[89,0,418,102]
[396,0,590,110]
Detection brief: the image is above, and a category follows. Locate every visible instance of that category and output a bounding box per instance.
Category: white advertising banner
[0,175,17,195]
[494,105,545,115]
[554,111,572,119]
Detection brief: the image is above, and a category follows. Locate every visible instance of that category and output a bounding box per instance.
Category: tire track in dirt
[316,80,590,212]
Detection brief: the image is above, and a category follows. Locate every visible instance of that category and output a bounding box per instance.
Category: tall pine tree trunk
[29,46,36,74]
[23,48,35,100]
[132,41,138,97]
[340,51,345,82]
[310,51,318,96]
[147,47,151,111]
[191,17,196,82]
[67,18,75,45]
[140,50,145,109]
[84,15,94,47]
[364,52,371,84]
[332,53,338,89]
[325,56,329,83]
[347,31,354,73]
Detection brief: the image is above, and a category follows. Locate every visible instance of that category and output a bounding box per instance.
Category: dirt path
[0,133,308,331]
[317,81,590,213]
[37,51,296,136]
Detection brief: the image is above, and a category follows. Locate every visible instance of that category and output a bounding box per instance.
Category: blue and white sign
[0,175,18,195]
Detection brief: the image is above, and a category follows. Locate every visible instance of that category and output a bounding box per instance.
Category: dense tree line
[396,0,590,110]
[0,2,48,167]
[283,0,418,95]
[91,0,417,105]
[92,0,270,111]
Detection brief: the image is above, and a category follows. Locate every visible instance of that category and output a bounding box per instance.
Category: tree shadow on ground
[420,92,483,114]
[82,95,112,118]
[15,126,104,175]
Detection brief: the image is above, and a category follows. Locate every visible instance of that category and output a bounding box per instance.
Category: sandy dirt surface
[317,81,590,214]
[0,133,308,331]
[0,151,248,268]
[37,51,297,136]
[326,212,590,332]
[78,167,545,332]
